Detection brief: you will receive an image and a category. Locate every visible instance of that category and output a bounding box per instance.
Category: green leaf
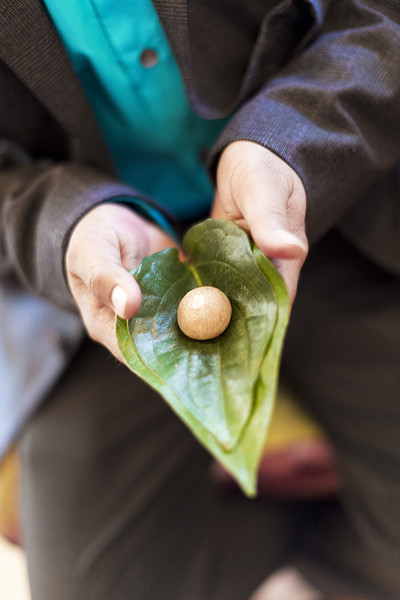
[116,219,290,496]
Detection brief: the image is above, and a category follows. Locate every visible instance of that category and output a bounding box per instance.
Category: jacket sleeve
[209,0,400,246]
[0,158,155,310]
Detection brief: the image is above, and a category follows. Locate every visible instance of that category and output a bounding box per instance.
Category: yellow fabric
[266,383,322,451]
[0,447,20,539]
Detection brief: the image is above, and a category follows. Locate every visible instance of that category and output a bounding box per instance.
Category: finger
[76,295,126,362]
[273,256,305,304]
[211,191,228,220]
[238,183,307,260]
[66,225,143,320]
[217,142,307,260]
[212,190,257,235]
[71,259,141,321]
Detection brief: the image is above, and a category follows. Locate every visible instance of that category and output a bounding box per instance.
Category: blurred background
[0,536,30,600]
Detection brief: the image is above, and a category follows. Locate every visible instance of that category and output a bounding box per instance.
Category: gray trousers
[18,232,400,600]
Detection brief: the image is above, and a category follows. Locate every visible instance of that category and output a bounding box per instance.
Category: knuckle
[267,205,288,221]
[221,202,242,222]
[85,265,103,297]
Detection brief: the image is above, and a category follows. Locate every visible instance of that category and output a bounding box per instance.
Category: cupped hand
[65,203,177,361]
[212,141,308,303]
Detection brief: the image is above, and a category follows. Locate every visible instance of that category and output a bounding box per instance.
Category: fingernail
[111,285,128,316]
[276,229,306,251]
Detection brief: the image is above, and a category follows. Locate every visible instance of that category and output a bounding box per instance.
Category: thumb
[96,264,142,320]
[65,212,145,320]
[239,185,307,260]
[68,247,142,319]
[217,141,307,261]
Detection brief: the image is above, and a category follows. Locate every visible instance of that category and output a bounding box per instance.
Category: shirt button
[139,49,159,68]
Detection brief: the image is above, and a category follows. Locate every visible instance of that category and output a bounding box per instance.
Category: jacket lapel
[152,0,191,94]
[153,0,330,119]
[0,0,113,171]
[153,0,275,118]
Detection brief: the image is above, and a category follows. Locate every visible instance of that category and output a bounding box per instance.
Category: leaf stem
[188,264,203,287]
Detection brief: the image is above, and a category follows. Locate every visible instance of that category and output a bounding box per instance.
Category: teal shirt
[42,0,226,220]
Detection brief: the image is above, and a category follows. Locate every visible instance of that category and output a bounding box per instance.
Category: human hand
[212,141,308,303]
[65,203,177,361]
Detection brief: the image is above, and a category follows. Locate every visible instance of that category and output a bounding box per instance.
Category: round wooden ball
[177,286,232,340]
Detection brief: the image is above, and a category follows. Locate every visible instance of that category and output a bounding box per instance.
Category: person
[0,1,400,599]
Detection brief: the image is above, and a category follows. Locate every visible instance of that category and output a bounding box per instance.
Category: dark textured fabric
[18,233,399,600]
[281,231,400,599]
[0,0,112,169]
[18,338,296,600]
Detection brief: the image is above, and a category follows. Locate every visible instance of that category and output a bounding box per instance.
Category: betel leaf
[116,219,290,496]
